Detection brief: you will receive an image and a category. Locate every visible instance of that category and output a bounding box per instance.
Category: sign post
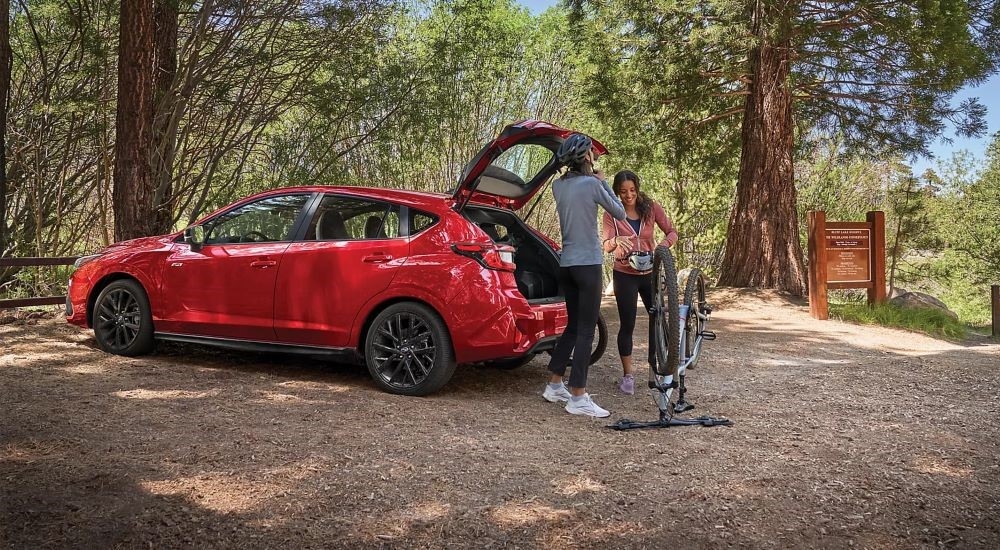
[992,285,999,339]
[807,211,886,320]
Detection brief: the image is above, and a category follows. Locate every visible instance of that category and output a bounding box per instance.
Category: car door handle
[250,260,278,268]
[362,254,393,263]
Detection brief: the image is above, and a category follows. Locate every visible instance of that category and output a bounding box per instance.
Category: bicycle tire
[681,267,706,369]
[651,245,680,377]
[545,311,609,366]
[590,312,609,365]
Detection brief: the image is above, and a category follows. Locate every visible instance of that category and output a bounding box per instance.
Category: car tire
[92,279,155,356]
[365,302,456,396]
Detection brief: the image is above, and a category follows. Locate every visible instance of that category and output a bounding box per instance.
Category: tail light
[451,242,516,272]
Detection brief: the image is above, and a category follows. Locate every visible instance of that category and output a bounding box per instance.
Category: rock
[889,291,958,320]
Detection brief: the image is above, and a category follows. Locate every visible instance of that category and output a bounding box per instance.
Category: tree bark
[152,0,179,234]
[114,0,157,242]
[0,0,10,256]
[717,2,807,296]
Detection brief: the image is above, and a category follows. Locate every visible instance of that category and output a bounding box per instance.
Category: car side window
[305,195,400,241]
[410,210,438,235]
[203,194,309,245]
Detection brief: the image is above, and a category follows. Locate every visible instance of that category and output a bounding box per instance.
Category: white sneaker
[565,393,610,418]
[543,383,572,403]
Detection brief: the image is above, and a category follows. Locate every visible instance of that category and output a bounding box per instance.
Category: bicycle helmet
[556,133,593,167]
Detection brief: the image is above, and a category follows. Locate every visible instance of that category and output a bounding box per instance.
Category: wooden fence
[0,257,79,308]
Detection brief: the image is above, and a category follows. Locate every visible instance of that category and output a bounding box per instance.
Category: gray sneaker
[565,393,610,418]
[543,383,572,403]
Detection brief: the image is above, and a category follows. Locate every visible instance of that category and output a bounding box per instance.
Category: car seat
[316,210,348,240]
[364,215,386,239]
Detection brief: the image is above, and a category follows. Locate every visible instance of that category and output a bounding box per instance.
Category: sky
[514,0,999,174]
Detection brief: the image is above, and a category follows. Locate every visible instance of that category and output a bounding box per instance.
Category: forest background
[1,0,999,328]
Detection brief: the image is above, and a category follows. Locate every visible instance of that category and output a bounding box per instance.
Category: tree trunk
[717,3,807,296]
[152,0,179,234]
[114,0,157,242]
[0,0,10,256]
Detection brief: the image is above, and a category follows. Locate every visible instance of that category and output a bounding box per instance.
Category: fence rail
[0,257,78,309]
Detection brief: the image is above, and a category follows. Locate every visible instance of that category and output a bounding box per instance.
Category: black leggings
[613,269,655,364]
[547,264,603,389]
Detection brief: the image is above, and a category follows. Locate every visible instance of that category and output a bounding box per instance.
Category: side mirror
[184,226,205,250]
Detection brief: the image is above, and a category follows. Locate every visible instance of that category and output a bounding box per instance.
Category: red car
[67,120,608,395]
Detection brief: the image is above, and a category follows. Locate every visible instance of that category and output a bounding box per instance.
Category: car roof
[248,185,454,212]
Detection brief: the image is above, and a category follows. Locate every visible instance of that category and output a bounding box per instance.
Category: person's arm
[653,202,678,248]
[601,212,617,253]
[595,177,626,220]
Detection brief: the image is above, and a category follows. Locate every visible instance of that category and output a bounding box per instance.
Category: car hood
[451,120,607,212]
[98,235,177,256]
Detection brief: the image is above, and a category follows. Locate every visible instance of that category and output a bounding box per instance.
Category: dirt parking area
[2,289,999,549]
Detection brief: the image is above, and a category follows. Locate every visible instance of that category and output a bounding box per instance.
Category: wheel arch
[356,297,456,360]
[86,273,148,327]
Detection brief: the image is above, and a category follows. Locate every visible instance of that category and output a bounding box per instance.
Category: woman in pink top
[601,170,678,395]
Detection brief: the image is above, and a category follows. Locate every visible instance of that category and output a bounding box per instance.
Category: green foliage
[940,133,1000,283]
[829,301,968,341]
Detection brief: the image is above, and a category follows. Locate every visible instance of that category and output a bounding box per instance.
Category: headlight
[73,254,104,268]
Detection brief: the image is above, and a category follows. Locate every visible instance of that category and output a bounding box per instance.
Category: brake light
[451,242,516,272]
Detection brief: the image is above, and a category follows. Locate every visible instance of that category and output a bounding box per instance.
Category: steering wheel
[243,230,271,242]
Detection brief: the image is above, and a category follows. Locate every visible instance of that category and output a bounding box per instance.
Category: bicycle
[609,245,731,430]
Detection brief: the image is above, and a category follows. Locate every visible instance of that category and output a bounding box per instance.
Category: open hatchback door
[452,120,607,212]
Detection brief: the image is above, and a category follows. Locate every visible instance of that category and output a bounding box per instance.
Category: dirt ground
[2,289,999,549]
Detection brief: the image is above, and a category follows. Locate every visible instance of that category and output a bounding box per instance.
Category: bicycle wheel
[590,312,608,365]
[545,311,609,366]
[651,245,680,377]
[680,267,707,370]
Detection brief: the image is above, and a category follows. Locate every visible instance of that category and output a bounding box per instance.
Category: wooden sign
[807,211,886,320]
[826,227,870,283]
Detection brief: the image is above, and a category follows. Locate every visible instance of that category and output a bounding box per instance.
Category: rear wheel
[365,302,456,396]
[679,268,707,369]
[651,246,680,377]
[92,279,154,356]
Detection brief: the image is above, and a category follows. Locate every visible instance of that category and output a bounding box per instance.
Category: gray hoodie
[551,173,626,267]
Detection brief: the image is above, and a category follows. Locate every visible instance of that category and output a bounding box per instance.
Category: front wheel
[92,279,155,356]
[651,246,680,377]
[365,302,456,396]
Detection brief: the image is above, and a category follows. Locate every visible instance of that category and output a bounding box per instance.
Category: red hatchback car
[67,120,608,395]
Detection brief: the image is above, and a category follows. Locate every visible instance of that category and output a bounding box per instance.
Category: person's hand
[593,167,605,181]
[614,236,633,254]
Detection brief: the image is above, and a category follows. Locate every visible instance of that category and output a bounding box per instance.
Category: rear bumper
[450,293,567,364]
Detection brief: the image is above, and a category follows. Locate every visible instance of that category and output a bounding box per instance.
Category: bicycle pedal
[701,330,716,340]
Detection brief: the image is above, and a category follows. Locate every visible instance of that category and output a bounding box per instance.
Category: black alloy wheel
[92,279,155,356]
[365,302,456,396]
